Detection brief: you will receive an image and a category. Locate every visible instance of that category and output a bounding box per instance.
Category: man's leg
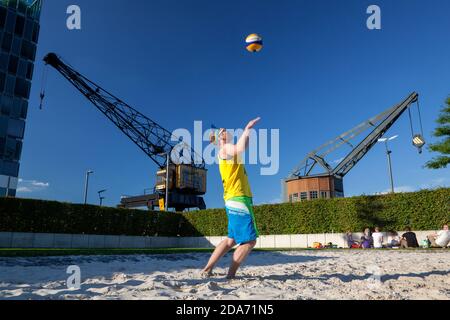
[227,240,256,279]
[427,235,438,248]
[400,239,408,248]
[202,238,236,275]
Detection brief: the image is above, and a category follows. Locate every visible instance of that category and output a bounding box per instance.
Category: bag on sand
[312,242,323,249]
[421,240,430,248]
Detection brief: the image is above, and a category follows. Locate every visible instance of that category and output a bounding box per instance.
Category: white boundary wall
[0,231,437,249]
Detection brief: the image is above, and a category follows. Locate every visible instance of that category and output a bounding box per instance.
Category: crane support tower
[43,53,207,211]
[284,92,425,202]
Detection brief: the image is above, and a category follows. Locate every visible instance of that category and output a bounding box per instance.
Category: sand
[0,250,449,300]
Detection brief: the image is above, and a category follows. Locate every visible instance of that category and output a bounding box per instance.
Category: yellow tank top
[219,155,253,201]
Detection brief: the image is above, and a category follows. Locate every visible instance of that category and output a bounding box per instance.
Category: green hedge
[0,189,449,236]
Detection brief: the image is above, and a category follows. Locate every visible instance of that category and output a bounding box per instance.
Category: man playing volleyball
[202,117,261,279]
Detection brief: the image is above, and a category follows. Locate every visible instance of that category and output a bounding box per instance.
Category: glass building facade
[0,0,41,196]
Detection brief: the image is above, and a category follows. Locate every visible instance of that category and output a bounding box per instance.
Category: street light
[83,170,94,204]
[158,152,170,211]
[378,135,398,194]
[98,189,107,206]
[412,134,426,154]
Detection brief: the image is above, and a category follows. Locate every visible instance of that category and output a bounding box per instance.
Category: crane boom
[288,92,419,179]
[284,92,425,203]
[332,92,418,177]
[43,53,205,170]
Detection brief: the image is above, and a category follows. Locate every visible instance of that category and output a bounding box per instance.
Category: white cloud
[394,186,415,193]
[31,181,50,188]
[374,178,449,195]
[374,185,414,195]
[420,177,448,190]
[16,179,50,194]
[257,197,282,205]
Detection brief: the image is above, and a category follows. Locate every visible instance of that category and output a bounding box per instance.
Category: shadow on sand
[256,269,450,283]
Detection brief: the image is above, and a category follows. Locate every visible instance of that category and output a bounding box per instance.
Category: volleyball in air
[245,34,263,52]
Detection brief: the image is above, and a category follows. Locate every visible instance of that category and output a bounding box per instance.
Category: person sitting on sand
[202,118,261,279]
[427,224,450,248]
[360,228,373,249]
[372,227,384,249]
[387,231,401,248]
[346,231,359,248]
[400,227,419,248]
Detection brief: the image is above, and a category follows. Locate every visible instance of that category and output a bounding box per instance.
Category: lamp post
[83,170,94,204]
[378,135,398,194]
[159,152,170,211]
[165,153,170,211]
[98,189,107,206]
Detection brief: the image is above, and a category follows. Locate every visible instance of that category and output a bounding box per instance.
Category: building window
[12,37,21,56]
[24,18,33,40]
[17,59,26,78]
[0,72,5,92]
[0,137,5,155]
[300,192,308,201]
[5,12,15,33]
[7,118,25,139]
[1,95,13,116]
[0,53,9,72]
[31,22,39,43]
[20,99,27,119]
[17,1,28,14]
[14,15,25,37]
[8,55,18,74]
[292,193,299,202]
[0,7,7,29]
[14,78,30,98]
[320,191,328,199]
[5,137,17,160]
[25,61,33,79]
[5,75,15,95]
[0,115,8,136]
[11,97,21,118]
[309,191,318,200]
[2,159,19,177]
[2,32,12,52]
[20,40,35,60]
[289,194,293,203]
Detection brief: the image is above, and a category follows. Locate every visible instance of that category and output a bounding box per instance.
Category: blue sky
[19,0,449,208]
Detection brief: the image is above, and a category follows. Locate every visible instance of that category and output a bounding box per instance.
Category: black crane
[43,53,207,211]
[284,92,425,202]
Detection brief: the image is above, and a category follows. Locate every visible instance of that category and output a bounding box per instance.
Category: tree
[426,97,450,169]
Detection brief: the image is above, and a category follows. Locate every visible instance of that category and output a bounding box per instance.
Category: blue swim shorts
[225,196,259,245]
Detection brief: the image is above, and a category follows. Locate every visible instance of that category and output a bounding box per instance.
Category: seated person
[387,231,401,248]
[400,227,419,248]
[346,231,359,248]
[360,227,373,249]
[372,227,384,249]
[427,224,450,248]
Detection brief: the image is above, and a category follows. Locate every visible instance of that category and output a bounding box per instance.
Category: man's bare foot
[226,274,236,280]
[201,269,214,278]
